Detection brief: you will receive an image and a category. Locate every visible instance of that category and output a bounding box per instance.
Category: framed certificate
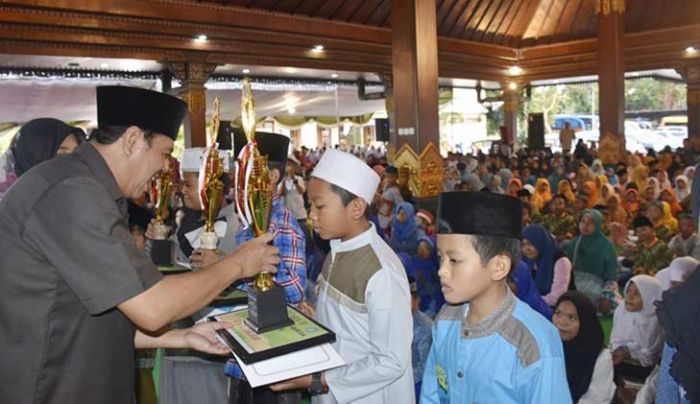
[209,306,335,364]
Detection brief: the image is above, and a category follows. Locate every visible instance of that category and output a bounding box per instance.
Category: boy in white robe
[270,149,414,403]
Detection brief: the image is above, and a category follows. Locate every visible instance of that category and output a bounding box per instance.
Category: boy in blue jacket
[420,191,571,403]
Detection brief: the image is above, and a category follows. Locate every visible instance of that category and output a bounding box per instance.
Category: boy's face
[416,216,428,229]
[679,217,695,238]
[307,178,353,240]
[635,225,654,243]
[181,172,201,210]
[436,234,509,304]
[551,197,566,215]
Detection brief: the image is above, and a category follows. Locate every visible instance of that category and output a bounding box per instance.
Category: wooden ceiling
[1,0,699,83]
[214,0,700,47]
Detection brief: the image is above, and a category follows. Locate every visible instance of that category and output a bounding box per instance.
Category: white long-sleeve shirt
[314,224,414,404]
[578,349,616,404]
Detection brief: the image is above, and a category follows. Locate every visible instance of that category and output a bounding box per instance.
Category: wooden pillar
[596,0,626,163]
[166,62,217,147]
[502,82,520,148]
[677,64,700,138]
[391,0,439,151]
[390,0,442,200]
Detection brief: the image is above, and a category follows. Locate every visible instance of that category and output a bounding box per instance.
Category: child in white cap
[270,149,414,403]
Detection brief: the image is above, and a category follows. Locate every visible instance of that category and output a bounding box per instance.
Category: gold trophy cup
[237,77,292,332]
[149,161,174,265]
[198,97,225,252]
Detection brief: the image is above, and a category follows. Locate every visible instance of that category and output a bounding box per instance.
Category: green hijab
[565,209,618,282]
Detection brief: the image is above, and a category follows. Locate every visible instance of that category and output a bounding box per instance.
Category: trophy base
[245,284,293,333]
[150,239,172,266]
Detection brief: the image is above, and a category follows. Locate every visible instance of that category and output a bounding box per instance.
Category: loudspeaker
[216,121,233,150]
[375,118,390,142]
[527,113,545,149]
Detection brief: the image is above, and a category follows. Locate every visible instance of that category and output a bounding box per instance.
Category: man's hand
[299,301,316,318]
[190,248,222,270]
[182,321,232,355]
[224,232,280,278]
[145,219,170,239]
[269,374,312,392]
[612,346,629,365]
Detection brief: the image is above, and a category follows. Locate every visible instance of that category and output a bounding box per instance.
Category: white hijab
[611,275,664,366]
[675,175,690,201]
[657,257,699,290]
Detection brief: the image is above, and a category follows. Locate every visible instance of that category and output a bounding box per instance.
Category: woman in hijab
[461,173,484,192]
[582,181,598,209]
[576,163,595,191]
[565,209,620,314]
[558,179,576,203]
[659,188,683,216]
[655,256,698,291]
[682,165,695,182]
[412,236,444,317]
[591,159,606,177]
[487,174,504,194]
[600,183,616,206]
[510,260,553,320]
[606,194,628,228]
[0,118,85,198]
[633,165,650,193]
[507,177,522,197]
[622,188,641,216]
[522,224,572,306]
[647,201,678,235]
[497,168,512,189]
[656,170,673,191]
[532,178,553,212]
[675,174,691,202]
[389,202,424,254]
[548,164,566,194]
[553,292,615,404]
[611,275,664,383]
[643,177,661,202]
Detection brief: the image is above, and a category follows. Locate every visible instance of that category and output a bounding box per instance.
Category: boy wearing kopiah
[270,149,414,403]
[421,191,571,403]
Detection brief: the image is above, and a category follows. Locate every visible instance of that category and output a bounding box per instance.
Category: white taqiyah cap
[311,149,379,205]
[180,147,230,174]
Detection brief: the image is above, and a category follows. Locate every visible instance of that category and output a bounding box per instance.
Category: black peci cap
[255,132,290,177]
[96,86,187,140]
[437,191,523,239]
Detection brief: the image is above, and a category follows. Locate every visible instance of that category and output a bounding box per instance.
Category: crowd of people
[2,92,700,403]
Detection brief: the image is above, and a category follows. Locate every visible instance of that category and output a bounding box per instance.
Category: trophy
[149,160,174,265]
[198,96,225,252]
[235,77,292,333]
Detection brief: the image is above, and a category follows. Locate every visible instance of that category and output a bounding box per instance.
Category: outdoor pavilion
[2,0,700,200]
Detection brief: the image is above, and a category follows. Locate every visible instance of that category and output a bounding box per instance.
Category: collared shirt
[420,288,571,404]
[314,223,414,404]
[0,143,162,404]
[234,195,305,304]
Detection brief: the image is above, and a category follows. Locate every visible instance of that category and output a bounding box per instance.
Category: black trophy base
[245,284,293,333]
[150,239,172,266]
